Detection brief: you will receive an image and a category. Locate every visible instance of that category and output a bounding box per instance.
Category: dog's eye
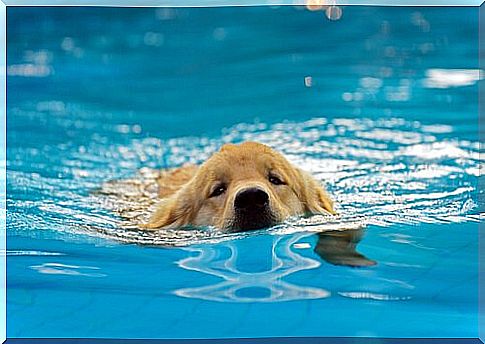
[209,184,226,198]
[269,174,285,185]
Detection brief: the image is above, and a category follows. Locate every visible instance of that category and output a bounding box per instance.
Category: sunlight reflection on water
[6,115,480,246]
[174,233,330,302]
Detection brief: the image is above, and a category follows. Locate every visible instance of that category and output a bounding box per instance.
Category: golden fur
[141,141,335,231]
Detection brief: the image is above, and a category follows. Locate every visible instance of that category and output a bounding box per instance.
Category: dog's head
[145,142,335,231]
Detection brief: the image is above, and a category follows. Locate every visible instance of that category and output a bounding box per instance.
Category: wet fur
[142,142,336,231]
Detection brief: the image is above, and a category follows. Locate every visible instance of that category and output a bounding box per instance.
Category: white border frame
[0,2,482,344]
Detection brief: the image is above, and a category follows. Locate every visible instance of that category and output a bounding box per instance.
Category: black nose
[234,188,269,211]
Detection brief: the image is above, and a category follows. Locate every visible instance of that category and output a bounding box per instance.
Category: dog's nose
[234,188,269,210]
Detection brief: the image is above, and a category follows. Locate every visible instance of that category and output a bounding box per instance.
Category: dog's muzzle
[232,187,274,231]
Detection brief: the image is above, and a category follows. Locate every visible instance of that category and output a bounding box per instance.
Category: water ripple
[338,291,412,301]
[7,116,480,246]
[30,263,106,277]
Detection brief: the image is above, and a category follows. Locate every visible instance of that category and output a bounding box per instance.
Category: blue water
[6,6,481,339]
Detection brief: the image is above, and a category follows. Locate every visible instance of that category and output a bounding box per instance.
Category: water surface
[6,6,481,338]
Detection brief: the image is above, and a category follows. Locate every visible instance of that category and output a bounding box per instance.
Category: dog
[96,141,376,266]
[141,141,336,231]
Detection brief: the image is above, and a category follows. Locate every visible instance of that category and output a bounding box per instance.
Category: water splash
[7,116,480,246]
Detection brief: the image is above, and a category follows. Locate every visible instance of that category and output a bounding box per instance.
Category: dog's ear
[296,169,337,215]
[140,186,198,230]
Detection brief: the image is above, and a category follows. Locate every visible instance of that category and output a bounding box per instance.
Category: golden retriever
[142,141,336,231]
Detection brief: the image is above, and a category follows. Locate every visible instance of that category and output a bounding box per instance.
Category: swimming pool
[6,5,481,339]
